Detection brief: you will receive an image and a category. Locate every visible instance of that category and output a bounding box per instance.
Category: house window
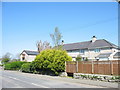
[73,50,79,52]
[80,49,84,53]
[67,50,72,52]
[101,47,110,50]
[90,49,94,51]
[22,54,25,56]
[67,50,79,53]
[94,48,100,52]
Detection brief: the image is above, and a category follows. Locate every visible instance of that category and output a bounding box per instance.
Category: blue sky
[2,2,118,58]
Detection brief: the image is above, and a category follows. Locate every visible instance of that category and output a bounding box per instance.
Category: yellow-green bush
[32,49,72,75]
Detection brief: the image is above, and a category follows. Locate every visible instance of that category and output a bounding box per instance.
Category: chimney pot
[62,40,64,45]
[92,36,97,42]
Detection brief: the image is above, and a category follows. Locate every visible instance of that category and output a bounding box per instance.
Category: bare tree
[12,53,20,61]
[36,40,43,52]
[36,40,51,53]
[50,27,62,48]
[43,41,51,49]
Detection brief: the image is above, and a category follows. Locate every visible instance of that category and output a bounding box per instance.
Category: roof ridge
[64,39,106,45]
[64,40,91,45]
[24,50,38,52]
[102,39,117,47]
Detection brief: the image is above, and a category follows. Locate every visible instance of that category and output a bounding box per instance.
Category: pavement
[0,69,119,89]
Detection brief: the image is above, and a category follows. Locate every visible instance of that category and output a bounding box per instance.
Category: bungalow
[63,36,119,61]
[20,50,39,62]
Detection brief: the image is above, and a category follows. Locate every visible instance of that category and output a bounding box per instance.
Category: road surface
[0,69,118,88]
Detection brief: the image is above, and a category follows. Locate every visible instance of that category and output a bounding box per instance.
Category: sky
[1,2,118,58]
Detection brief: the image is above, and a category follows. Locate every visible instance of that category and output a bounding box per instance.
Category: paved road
[0,69,118,88]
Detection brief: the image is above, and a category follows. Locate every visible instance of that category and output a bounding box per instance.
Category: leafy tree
[76,54,82,61]
[50,27,63,49]
[32,49,72,75]
[1,53,11,65]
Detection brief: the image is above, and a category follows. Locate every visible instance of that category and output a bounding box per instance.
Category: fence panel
[112,60,120,75]
[66,60,120,75]
[82,61,92,74]
[66,61,76,73]
[94,61,98,74]
[97,61,111,75]
[78,61,83,73]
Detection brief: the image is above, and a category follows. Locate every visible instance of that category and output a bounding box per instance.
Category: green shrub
[0,64,3,66]
[4,61,26,70]
[92,76,98,79]
[115,76,120,79]
[111,77,115,80]
[85,58,88,61]
[21,63,31,73]
[32,49,72,75]
[76,54,82,61]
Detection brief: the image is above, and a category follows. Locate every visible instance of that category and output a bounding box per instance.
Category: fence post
[65,61,67,72]
[76,61,78,73]
[110,61,113,75]
[119,60,120,75]
[92,60,94,74]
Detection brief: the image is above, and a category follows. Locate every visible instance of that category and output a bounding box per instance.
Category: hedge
[4,61,27,70]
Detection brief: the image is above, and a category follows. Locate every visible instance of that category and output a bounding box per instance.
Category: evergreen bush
[21,63,31,73]
[32,49,72,75]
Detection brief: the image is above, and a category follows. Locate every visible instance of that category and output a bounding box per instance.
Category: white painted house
[20,36,119,62]
[63,36,120,61]
[20,50,39,62]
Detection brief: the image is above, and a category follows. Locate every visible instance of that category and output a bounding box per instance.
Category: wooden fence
[66,60,120,75]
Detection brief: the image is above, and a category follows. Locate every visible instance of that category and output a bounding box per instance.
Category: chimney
[61,40,64,45]
[92,36,97,42]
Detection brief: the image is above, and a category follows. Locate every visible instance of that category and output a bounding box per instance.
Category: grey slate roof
[23,50,39,55]
[63,39,118,50]
[114,52,120,57]
[96,53,112,58]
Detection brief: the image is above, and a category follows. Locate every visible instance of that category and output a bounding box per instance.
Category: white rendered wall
[67,48,119,61]
[20,51,37,62]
